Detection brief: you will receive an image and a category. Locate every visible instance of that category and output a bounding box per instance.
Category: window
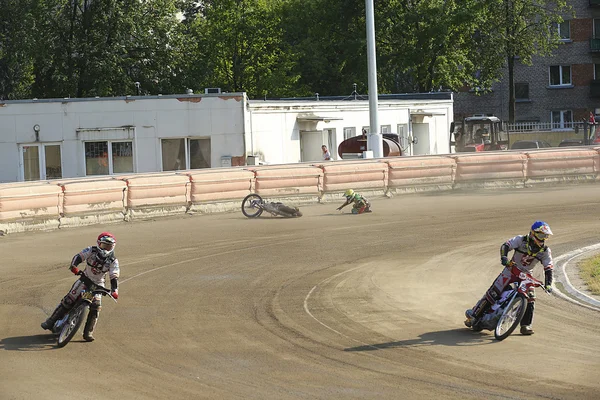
[515,83,529,100]
[19,143,62,181]
[161,138,211,171]
[551,110,573,130]
[556,21,570,40]
[595,19,600,38]
[85,141,133,176]
[381,125,391,133]
[361,126,370,135]
[397,124,409,150]
[595,64,600,79]
[343,127,356,140]
[549,65,571,86]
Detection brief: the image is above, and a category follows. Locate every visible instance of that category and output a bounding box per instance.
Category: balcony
[591,38,600,52]
[591,80,600,98]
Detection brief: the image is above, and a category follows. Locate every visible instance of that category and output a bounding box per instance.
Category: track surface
[1,186,599,399]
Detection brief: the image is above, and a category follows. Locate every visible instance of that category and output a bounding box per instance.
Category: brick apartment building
[454,0,600,127]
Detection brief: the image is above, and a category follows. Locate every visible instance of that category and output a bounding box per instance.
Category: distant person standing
[589,111,597,143]
[321,145,331,161]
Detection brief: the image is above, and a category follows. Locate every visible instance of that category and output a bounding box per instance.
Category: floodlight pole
[365,0,383,158]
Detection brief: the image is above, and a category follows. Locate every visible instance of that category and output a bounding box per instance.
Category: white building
[0,92,453,183]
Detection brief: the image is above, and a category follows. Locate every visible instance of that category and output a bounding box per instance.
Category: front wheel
[57,303,89,348]
[494,294,527,341]
[241,194,263,218]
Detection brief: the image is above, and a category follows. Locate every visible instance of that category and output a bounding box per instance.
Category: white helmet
[97,232,116,259]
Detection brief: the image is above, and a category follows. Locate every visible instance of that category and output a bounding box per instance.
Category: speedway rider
[464,221,553,335]
[41,232,120,342]
[337,189,371,214]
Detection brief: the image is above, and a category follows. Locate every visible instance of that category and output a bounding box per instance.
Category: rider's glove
[70,266,80,275]
[111,289,119,299]
[500,256,509,266]
[545,285,553,293]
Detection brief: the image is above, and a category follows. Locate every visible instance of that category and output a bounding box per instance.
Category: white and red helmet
[97,232,116,258]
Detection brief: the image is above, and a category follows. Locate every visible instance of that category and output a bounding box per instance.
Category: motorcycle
[52,272,117,348]
[241,193,302,218]
[468,263,549,341]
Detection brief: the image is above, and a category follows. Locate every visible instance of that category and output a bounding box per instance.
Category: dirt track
[1,186,599,399]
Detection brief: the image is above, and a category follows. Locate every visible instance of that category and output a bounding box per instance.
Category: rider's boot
[520,302,535,335]
[520,325,534,335]
[83,307,99,342]
[41,304,68,330]
[464,298,490,327]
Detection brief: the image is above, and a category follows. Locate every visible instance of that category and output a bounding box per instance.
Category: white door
[412,123,430,155]
[300,130,325,162]
[324,128,336,160]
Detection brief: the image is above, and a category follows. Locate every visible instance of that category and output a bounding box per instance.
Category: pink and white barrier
[0,182,62,221]
[59,178,127,216]
[123,173,190,208]
[453,152,527,183]
[249,165,323,196]
[3,151,600,233]
[386,156,454,188]
[187,169,254,202]
[320,161,388,192]
[526,149,600,180]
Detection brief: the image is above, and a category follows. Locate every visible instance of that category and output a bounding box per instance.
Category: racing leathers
[41,246,120,341]
[467,235,553,330]
[338,194,371,214]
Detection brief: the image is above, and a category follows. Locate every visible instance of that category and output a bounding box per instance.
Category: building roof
[258,92,453,102]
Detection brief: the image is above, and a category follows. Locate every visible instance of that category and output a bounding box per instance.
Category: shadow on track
[344,328,494,352]
[1,334,58,351]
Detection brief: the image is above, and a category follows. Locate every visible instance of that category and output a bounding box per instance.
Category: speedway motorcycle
[52,273,117,348]
[241,193,302,218]
[468,264,549,341]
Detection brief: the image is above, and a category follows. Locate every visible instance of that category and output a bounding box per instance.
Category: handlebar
[77,271,118,302]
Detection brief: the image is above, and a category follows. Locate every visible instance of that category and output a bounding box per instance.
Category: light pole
[365,0,383,158]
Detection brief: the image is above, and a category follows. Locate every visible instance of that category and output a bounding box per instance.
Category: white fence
[506,121,589,133]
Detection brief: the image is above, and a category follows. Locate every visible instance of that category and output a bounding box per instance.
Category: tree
[186,0,301,98]
[478,0,571,123]
[282,0,367,97]
[375,0,500,94]
[29,0,185,98]
[0,0,35,99]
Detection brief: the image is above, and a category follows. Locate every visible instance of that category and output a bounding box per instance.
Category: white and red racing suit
[471,235,553,325]
[42,246,120,338]
[62,246,120,307]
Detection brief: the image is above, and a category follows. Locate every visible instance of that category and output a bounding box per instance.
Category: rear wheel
[241,194,263,218]
[57,303,89,348]
[494,294,527,341]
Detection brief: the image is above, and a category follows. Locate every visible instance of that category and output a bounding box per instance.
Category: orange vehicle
[451,114,509,152]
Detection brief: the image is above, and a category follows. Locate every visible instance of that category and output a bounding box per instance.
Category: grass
[579,255,600,295]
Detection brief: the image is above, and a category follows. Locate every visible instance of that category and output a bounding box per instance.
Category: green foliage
[0,0,575,101]
[580,256,600,295]
[188,0,302,98]
[377,0,495,93]
[24,0,186,98]
[0,0,35,99]
[476,0,572,122]
[282,0,367,96]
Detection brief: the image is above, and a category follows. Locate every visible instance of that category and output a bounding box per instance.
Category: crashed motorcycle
[467,264,548,341]
[241,193,302,218]
[52,273,117,348]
